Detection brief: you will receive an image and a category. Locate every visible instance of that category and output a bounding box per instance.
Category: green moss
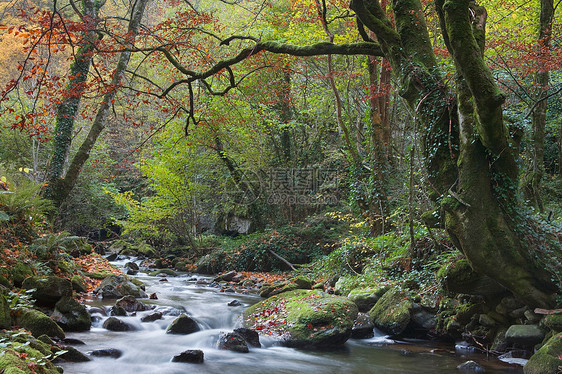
[541,314,562,332]
[16,308,65,339]
[244,289,358,347]
[524,333,562,374]
[11,262,34,286]
[368,288,413,335]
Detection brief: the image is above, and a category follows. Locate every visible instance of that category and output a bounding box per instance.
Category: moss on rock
[51,296,91,331]
[21,276,72,307]
[15,308,65,339]
[244,289,358,348]
[348,286,388,312]
[368,287,413,335]
[524,333,562,374]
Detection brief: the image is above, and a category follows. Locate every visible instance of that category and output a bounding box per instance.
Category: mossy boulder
[148,269,177,277]
[348,286,388,312]
[166,314,200,334]
[523,333,562,374]
[15,308,65,339]
[243,289,358,348]
[70,275,88,293]
[437,259,505,297]
[541,313,562,332]
[21,276,72,307]
[368,287,413,336]
[505,324,546,346]
[51,296,91,331]
[0,273,11,288]
[93,275,147,299]
[137,242,157,257]
[0,346,60,374]
[11,262,34,287]
[0,287,12,329]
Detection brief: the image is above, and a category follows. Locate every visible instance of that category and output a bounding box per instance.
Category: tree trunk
[523,0,554,212]
[44,0,104,195]
[45,0,149,209]
[351,0,557,308]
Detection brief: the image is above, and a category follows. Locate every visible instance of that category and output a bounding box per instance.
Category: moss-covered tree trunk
[523,0,554,212]
[351,0,557,308]
[45,0,149,209]
[44,0,105,200]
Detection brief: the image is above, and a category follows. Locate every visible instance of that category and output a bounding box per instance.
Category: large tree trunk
[45,0,105,196]
[45,0,149,209]
[352,0,557,308]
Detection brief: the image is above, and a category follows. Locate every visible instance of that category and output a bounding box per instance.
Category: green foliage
[3,289,36,309]
[0,178,52,226]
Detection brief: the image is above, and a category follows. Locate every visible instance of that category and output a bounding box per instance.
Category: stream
[60,259,525,374]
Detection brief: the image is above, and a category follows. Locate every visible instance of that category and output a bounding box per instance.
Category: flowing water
[60,260,524,374]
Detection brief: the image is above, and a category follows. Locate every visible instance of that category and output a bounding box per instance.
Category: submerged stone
[172,349,204,363]
[166,314,200,334]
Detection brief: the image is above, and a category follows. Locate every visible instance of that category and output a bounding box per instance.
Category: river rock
[111,305,127,316]
[102,317,134,331]
[125,262,139,271]
[59,346,91,362]
[456,360,485,372]
[16,308,65,339]
[166,314,200,334]
[51,296,92,331]
[71,275,88,293]
[90,348,123,358]
[524,333,562,374]
[93,275,147,299]
[347,287,387,312]
[215,271,237,282]
[505,325,545,346]
[172,349,204,363]
[217,332,249,353]
[228,300,241,307]
[22,276,72,307]
[141,311,163,322]
[243,289,358,348]
[369,287,413,336]
[352,312,375,339]
[541,314,562,332]
[115,295,151,312]
[234,327,261,347]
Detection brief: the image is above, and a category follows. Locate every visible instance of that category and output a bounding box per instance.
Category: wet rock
[22,276,72,307]
[369,287,413,336]
[228,300,242,307]
[214,271,237,282]
[411,304,436,331]
[347,287,387,312]
[234,328,261,347]
[94,275,147,299]
[62,338,86,345]
[102,317,134,331]
[115,295,150,313]
[60,346,91,362]
[141,312,163,322]
[51,296,92,332]
[217,332,249,353]
[125,262,139,271]
[150,293,158,299]
[352,313,375,339]
[541,313,562,332]
[106,253,118,261]
[149,269,177,277]
[243,289,358,348]
[232,273,247,283]
[166,314,200,334]
[456,360,485,372]
[71,275,88,293]
[90,348,123,359]
[127,268,138,275]
[505,325,545,346]
[16,308,65,339]
[524,333,562,374]
[110,305,127,316]
[172,349,204,363]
